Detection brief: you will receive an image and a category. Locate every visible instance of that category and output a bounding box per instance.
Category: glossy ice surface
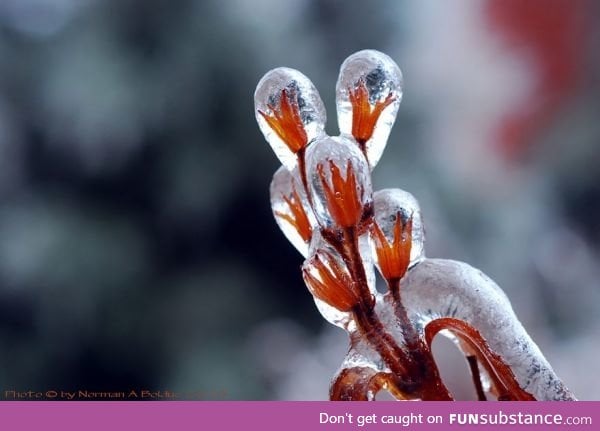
[255,50,575,401]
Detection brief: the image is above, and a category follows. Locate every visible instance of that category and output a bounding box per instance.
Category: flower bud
[255,68,326,170]
[306,136,372,230]
[336,50,403,168]
[270,166,315,257]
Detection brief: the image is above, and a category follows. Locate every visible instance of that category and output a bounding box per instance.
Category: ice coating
[357,232,377,298]
[270,166,315,257]
[304,231,354,329]
[255,51,575,402]
[336,50,403,168]
[330,339,390,401]
[373,189,424,266]
[401,259,576,401]
[255,67,326,170]
[313,297,351,330]
[330,366,380,401]
[305,136,372,229]
[342,338,387,373]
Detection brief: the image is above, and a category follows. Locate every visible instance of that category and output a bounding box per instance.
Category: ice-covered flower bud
[336,50,403,168]
[373,189,424,266]
[305,231,357,329]
[255,68,326,170]
[270,166,315,257]
[306,136,372,230]
[303,248,359,313]
[371,211,412,282]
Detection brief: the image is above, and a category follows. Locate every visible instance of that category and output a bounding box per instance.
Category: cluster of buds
[255,50,575,401]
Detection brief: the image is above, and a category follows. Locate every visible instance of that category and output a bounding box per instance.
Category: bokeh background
[0,0,599,400]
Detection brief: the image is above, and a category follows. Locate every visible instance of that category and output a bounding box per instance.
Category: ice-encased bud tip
[270,166,315,257]
[303,233,356,329]
[373,189,424,266]
[255,67,326,170]
[305,136,372,230]
[336,50,403,168]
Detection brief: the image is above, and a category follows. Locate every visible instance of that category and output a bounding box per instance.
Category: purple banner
[0,401,596,430]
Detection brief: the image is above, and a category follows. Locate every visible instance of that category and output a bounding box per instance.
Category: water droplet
[336,50,403,168]
[255,68,326,170]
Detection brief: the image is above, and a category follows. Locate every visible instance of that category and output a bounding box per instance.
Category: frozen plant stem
[327,226,452,400]
[255,50,576,401]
